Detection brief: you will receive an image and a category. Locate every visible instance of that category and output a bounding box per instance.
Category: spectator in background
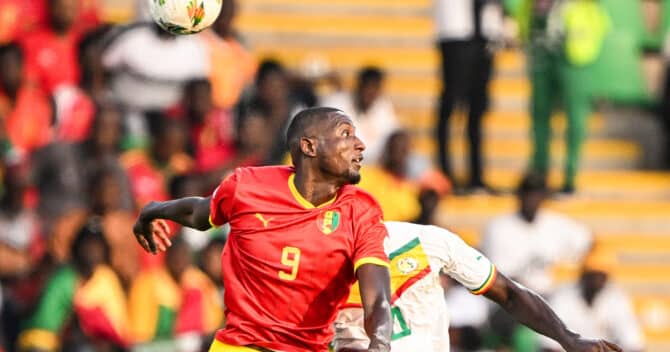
[54,25,115,144]
[541,247,645,352]
[481,172,591,296]
[122,116,194,209]
[18,220,129,352]
[434,0,504,192]
[128,237,223,349]
[358,130,421,222]
[168,79,236,174]
[19,0,86,94]
[103,23,208,112]
[660,32,670,170]
[320,66,398,164]
[198,0,257,110]
[515,0,610,194]
[240,59,305,164]
[0,42,53,154]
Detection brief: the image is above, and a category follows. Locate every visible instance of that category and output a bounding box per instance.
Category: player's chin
[346,170,361,185]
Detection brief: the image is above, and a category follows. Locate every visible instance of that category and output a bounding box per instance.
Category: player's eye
[342,130,350,137]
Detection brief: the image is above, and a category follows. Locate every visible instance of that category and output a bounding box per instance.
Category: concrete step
[465,169,670,200]
[396,109,605,136]
[435,196,670,234]
[412,135,642,169]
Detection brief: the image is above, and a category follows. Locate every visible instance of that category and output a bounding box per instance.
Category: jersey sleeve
[422,225,497,295]
[352,198,389,273]
[209,171,238,227]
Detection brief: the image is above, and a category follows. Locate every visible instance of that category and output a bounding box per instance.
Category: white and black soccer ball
[148,0,223,35]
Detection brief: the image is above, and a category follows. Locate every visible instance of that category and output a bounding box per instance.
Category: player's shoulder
[340,185,381,207]
[230,165,293,184]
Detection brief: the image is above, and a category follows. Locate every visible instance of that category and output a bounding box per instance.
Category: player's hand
[563,337,623,352]
[133,217,171,254]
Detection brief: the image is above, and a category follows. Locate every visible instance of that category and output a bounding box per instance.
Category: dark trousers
[662,65,670,169]
[436,39,493,186]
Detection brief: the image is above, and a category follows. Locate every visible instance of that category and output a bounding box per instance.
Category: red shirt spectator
[20,28,82,93]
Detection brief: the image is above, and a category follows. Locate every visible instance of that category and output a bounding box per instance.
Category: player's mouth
[351,156,363,168]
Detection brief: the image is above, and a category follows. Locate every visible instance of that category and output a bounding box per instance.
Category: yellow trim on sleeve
[471,264,498,295]
[288,173,337,209]
[208,215,218,228]
[354,257,390,273]
[18,329,60,351]
[209,339,272,351]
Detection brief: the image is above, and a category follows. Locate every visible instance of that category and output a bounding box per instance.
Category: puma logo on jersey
[255,213,273,228]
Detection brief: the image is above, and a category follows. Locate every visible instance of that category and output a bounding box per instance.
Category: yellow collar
[288,173,337,209]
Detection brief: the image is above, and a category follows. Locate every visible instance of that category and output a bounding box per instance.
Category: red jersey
[209,166,389,352]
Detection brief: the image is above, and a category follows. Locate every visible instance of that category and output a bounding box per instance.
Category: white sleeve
[607,289,645,351]
[421,225,497,294]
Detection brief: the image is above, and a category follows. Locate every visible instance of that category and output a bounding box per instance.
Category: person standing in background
[434,0,504,193]
[515,0,610,194]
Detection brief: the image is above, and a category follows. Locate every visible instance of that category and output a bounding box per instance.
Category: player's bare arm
[356,264,392,352]
[484,273,623,352]
[133,197,212,254]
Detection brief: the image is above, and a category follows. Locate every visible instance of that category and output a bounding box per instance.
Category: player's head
[183,78,213,123]
[517,172,547,222]
[287,107,365,185]
[90,104,123,150]
[166,236,193,281]
[89,164,124,213]
[0,43,23,94]
[49,0,79,33]
[381,129,411,175]
[355,66,385,112]
[72,219,111,276]
[213,0,237,38]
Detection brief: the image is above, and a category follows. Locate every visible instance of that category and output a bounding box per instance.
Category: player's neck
[293,170,340,207]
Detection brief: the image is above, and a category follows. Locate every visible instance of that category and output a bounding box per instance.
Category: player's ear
[300,137,317,157]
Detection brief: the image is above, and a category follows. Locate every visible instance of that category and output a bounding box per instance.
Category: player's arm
[133,197,211,254]
[484,273,622,352]
[356,264,392,352]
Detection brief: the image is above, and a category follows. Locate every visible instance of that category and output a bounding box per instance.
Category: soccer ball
[148,0,223,35]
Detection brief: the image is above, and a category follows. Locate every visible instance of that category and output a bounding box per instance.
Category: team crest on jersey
[396,257,419,275]
[317,210,340,235]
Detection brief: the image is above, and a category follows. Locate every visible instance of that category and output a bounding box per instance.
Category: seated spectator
[78,103,133,210]
[358,130,421,222]
[122,116,194,209]
[239,59,309,164]
[18,220,129,351]
[0,42,53,154]
[50,165,138,286]
[103,23,208,111]
[198,0,257,110]
[320,66,399,164]
[168,79,236,173]
[128,237,223,348]
[19,0,88,94]
[54,25,115,143]
[481,172,592,296]
[0,0,100,45]
[541,247,645,352]
[0,162,43,279]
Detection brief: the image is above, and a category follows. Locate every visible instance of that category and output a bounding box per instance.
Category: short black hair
[71,219,111,267]
[0,42,23,61]
[357,66,384,86]
[286,107,343,152]
[184,78,211,92]
[256,59,284,85]
[517,172,548,194]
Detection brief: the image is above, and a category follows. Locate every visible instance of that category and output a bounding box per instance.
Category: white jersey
[333,222,497,352]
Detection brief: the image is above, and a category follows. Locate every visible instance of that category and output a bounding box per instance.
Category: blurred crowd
[0,0,656,351]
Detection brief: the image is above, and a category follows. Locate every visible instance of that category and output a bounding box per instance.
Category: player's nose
[353,135,366,152]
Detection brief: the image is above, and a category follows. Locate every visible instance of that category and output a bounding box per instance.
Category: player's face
[316,113,366,185]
